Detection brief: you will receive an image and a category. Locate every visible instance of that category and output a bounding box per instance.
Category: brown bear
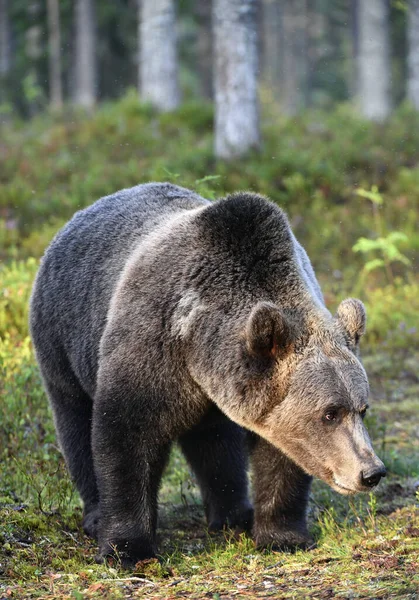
[30,183,386,566]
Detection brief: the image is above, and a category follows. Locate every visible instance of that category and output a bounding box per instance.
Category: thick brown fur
[30,183,385,565]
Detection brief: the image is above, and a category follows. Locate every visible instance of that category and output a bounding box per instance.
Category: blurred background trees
[0,0,416,156]
[407,0,419,108]
[73,0,96,108]
[46,0,62,110]
[139,0,180,111]
[0,1,414,115]
[357,0,391,120]
[213,0,260,158]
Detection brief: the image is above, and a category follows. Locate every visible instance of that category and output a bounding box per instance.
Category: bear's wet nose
[361,466,387,488]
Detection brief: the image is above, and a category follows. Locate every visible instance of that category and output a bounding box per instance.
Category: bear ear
[245,302,294,360]
[336,298,366,344]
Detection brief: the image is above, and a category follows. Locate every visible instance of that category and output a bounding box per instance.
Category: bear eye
[323,409,339,423]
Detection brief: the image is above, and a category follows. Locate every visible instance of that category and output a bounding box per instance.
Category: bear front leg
[180,410,253,533]
[249,435,313,552]
[92,388,171,567]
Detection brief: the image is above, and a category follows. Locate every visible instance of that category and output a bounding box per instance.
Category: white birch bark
[47,0,63,110]
[213,0,260,159]
[74,0,96,109]
[357,0,391,121]
[408,0,419,109]
[0,0,11,77]
[350,0,359,100]
[139,0,180,111]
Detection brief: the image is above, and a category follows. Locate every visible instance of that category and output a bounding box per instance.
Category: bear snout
[360,464,387,488]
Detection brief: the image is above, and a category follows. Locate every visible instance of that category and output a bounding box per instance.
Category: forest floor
[1,350,418,600]
[1,98,419,598]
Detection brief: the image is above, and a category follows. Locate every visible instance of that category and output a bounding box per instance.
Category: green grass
[1,96,419,597]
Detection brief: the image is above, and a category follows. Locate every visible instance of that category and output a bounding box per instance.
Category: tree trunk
[282,0,309,115]
[47,0,63,110]
[139,0,180,111]
[0,0,11,78]
[213,0,260,159]
[261,0,282,99]
[195,0,213,99]
[357,0,391,121]
[74,0,96,109]
[350,0,359,100]
[407,0,419,108]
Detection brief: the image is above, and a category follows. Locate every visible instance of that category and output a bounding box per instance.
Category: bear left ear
[336,298,366,344]
[245,301,294,360]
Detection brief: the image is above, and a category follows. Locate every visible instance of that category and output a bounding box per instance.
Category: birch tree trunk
[74,0,96,109]
[357,0,391,121]
[350,0,359,100]
[47,0,63,110]
[213,0,260,159]
[139,0,180,111]
[408,0,419,109]
[0,0,11,78]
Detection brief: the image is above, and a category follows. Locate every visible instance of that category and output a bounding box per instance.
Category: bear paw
[82,506,100,540]
[208,503,254,533]
[97,537,156,568]
[254,528,315,553]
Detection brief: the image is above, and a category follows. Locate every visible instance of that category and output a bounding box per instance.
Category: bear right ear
[336,298,366,345]
[245,302,294,360]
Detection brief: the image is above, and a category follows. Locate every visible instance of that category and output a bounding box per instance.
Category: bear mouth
[332,477,357,495]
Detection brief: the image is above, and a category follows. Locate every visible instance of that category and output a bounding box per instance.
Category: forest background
[0,1,418,598]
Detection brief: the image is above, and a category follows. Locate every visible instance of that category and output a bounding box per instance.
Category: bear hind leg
[43,372,100,539]
[179,411,253,533]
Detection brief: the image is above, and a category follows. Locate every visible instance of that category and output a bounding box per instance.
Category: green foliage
[353,186,412,284]
[355,186,383,205]
[362,282,419,347]
[0,258,38,340]
[22,72,44,107]
[353,232,410,273]
[346,186,418,347]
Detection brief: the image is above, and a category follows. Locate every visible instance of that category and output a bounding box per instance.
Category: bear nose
[361,466,387,488]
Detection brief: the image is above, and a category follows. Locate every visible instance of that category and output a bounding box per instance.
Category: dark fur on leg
[92,375,174,565]
[180,408,253,533]
[41,366,100,531]
[249,434,313,552]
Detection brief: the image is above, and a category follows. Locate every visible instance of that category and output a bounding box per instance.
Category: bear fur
[30,183,385,565]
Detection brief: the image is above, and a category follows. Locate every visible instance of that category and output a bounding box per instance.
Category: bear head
[183,194,385,495]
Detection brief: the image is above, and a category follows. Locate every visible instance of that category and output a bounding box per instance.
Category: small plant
[194,174,221,200]
[353,186,411,285]
[22,71,45,114]
[367,492,377,529]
